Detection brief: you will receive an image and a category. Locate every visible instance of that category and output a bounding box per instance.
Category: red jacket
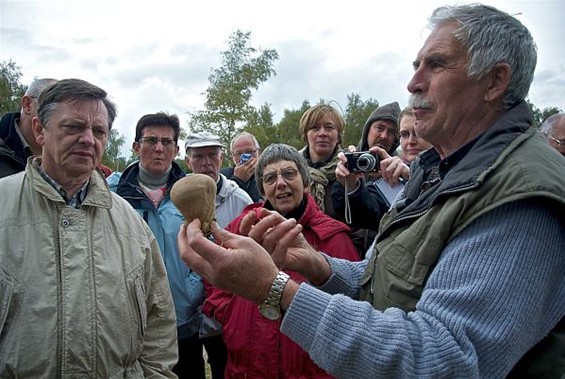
[204,193,359,378]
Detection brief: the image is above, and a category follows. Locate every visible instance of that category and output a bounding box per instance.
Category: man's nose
[79,128,95,146]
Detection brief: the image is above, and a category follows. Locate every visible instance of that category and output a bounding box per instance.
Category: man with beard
[331,101,406,257]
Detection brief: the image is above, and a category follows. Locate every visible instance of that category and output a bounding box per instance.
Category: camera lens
[356,153,377,171]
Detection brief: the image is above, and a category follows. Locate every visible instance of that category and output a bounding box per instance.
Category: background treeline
[1,30,561,173]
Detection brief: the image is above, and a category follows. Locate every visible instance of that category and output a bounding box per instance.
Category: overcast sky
[1,0,563,154]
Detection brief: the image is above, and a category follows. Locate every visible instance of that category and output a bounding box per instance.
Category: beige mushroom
[171,174,217,235]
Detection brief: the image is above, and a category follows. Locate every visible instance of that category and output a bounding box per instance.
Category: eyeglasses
[399,130,419,140]
[549,136,565,147]
[139,136,176,147]
[262,168,300,185]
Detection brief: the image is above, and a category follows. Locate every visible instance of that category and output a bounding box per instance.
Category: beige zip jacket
[0,158,178,378]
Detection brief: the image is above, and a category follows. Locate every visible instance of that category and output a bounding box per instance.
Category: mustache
[409,95,432,109]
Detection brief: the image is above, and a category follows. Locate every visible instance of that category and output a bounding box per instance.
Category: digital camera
[344,151,379,173]
[239,153,252,165]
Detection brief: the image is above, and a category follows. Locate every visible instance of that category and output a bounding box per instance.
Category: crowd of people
[0,3,563,379]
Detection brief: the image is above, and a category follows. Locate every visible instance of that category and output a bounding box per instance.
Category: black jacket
[0,112,31,178]
[220,166,262,202]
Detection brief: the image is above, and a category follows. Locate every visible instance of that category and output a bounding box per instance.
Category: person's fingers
[260,218,298,256]
[380,157,408,185]
[239,210,258,236]
[270,222,303,268]
[336,161,350,184]
[178,221,212,277]
[248,212,287,243]
[370,145,390,159]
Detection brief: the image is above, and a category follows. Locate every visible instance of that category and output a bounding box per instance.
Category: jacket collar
[116,160,186,198]
[28,157,112,209]
[398,101,533,216]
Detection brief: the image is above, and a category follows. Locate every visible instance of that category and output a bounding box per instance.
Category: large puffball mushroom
[171,174,217,235]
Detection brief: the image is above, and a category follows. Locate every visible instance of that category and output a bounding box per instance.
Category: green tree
[187,30,279,164]
[269,100,311,150]
[0,60,26,114]
[343,94,380,147]
[240,102,274,157]
[526,98,562,128]
[102,129,128,172]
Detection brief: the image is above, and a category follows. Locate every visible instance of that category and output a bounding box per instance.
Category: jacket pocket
[0,270,22,360]
[0,271,20,332]
[133,274,147,339]
[376,227,442,310]
[125,267,147,353]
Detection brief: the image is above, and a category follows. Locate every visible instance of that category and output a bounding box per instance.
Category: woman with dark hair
[203,143,358,378]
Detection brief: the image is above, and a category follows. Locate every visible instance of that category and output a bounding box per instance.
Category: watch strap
[263,271,290,309]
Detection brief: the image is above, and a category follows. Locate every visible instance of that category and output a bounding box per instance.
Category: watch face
[258,304,280,321]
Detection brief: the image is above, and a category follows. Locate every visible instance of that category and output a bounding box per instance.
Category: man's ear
[21,95,34,115]
[31,117,44,145]
[484,63,511,103]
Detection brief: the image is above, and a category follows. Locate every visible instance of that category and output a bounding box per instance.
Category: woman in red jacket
[204,143,359,378]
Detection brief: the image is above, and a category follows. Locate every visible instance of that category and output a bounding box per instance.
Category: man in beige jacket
[0,78,178,377]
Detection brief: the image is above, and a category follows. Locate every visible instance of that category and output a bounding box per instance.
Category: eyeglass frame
[261,167,300,185]
[549,135,565,147]
[138,136,177,147]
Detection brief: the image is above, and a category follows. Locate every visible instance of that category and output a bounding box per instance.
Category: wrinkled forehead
[263,159,297,172]
[190,145,221,155]
[232,136,256,149]
[399,115,416,131]
[49,99,109,128]
[416,22,462,61]
[554,118,565,135]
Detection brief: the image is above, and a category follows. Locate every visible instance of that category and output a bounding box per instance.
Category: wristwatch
[258,271,290,320]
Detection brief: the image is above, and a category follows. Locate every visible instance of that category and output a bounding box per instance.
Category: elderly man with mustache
[178,4,565,378]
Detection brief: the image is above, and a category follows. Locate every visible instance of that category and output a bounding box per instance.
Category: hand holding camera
[234,152,257,182]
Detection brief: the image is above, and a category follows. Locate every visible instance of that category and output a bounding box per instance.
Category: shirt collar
[37,165,89,208]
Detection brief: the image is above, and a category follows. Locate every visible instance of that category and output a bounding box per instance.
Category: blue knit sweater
[281,200,565,378]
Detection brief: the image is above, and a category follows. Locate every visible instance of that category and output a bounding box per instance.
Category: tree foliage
[102,129,129,172]
[268,101,311,150]
[187,30,279,164]
[343,94,380,147]
[0,60,26,114]
[242,103,275,155]
[526,98,562,127]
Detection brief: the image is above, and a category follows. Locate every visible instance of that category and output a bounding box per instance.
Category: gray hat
[185,131,223,151]
[358,101,401,153]
[365,101,401,128]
